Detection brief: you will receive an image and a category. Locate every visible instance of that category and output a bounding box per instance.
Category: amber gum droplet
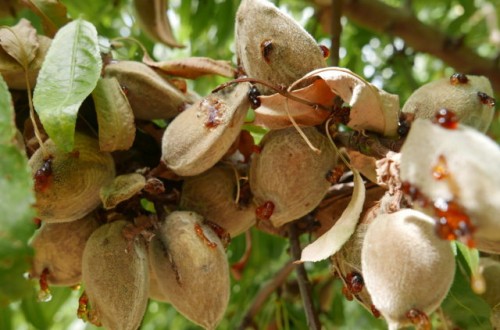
[255,201,275,221]
[205,220,231,248]
[432,154,449,180]
[401,181,430,207]
[449,73,469,85]
[194,223,218,249]
[319,45,330,58]
[406,309,431,330]
[77,291,90,321]
[202,98,223,128]
[38,268,52,302]
[341,285,354,301]
[433,198,476,248]
[370,304,381,318]
[433,108,459,130]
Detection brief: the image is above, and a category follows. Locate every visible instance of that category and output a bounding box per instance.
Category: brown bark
[316,0,500,95]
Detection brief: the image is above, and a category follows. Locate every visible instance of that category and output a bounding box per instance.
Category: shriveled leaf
[0,19,39,67]
[300,169,365,262]
[93,77,136,152]
[33,19,102,152]
[256,79,333,129]
[255,67,399,136]
[0,75,15,144]
[143,55,235,79]
[100,173,146,210]
[0,35,51,90]
[133,0,183,48]
[22,0,69,37]
[306,68,399,136]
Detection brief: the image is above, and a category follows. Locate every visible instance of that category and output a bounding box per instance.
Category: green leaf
[92,77,136,152]
[442,258,491,329]
[33,18,102,152]
[454,241,480,275]
[20,286,72,330]
[0,75,15,145]
[0,304,12,329]
[0,144,36,304]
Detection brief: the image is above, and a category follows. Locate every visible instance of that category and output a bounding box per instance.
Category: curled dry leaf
[143,55,235,79]
[82,220,149,330]
[104,60,195,120]
[100,173,146,210]
[180,165,256,238]
[92,77,135,152]
[20,0,69,37]
[402,75,495,132]
[235,0,326,94]
[149,211,230,330]
[162,82,251,176]
[361,209,455,329]
[133,0,183,48]
[256,67,399,136]
[0,18,39,67]
[254,78,332,129]
[0,23,51,89]
[400,119,500,242]
[30,213,100,286]
[300,169,365,262]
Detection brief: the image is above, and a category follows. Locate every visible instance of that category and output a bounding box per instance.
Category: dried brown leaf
[0,34,50,89]
[133,0,183,48]
[21,0,69,37]
[255,79,333,129]
[0,18,39,67]
[144,55,235,79]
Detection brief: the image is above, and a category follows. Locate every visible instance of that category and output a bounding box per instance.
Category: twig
[330,0,343,66]
[337,0,500,94]
[239,261,296,330]
[335,130,404,158]
[288,223,322,330]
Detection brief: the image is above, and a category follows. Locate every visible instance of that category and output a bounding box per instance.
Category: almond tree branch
[288,223,321,330]
[330,0,343,66]
[319,0,500,94]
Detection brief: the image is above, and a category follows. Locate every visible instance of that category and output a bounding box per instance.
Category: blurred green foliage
[0,0,498,329]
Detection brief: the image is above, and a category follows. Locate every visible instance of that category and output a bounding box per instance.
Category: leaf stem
[288,222,322,330]
[24,66,48,158]
[213,77,330,112]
